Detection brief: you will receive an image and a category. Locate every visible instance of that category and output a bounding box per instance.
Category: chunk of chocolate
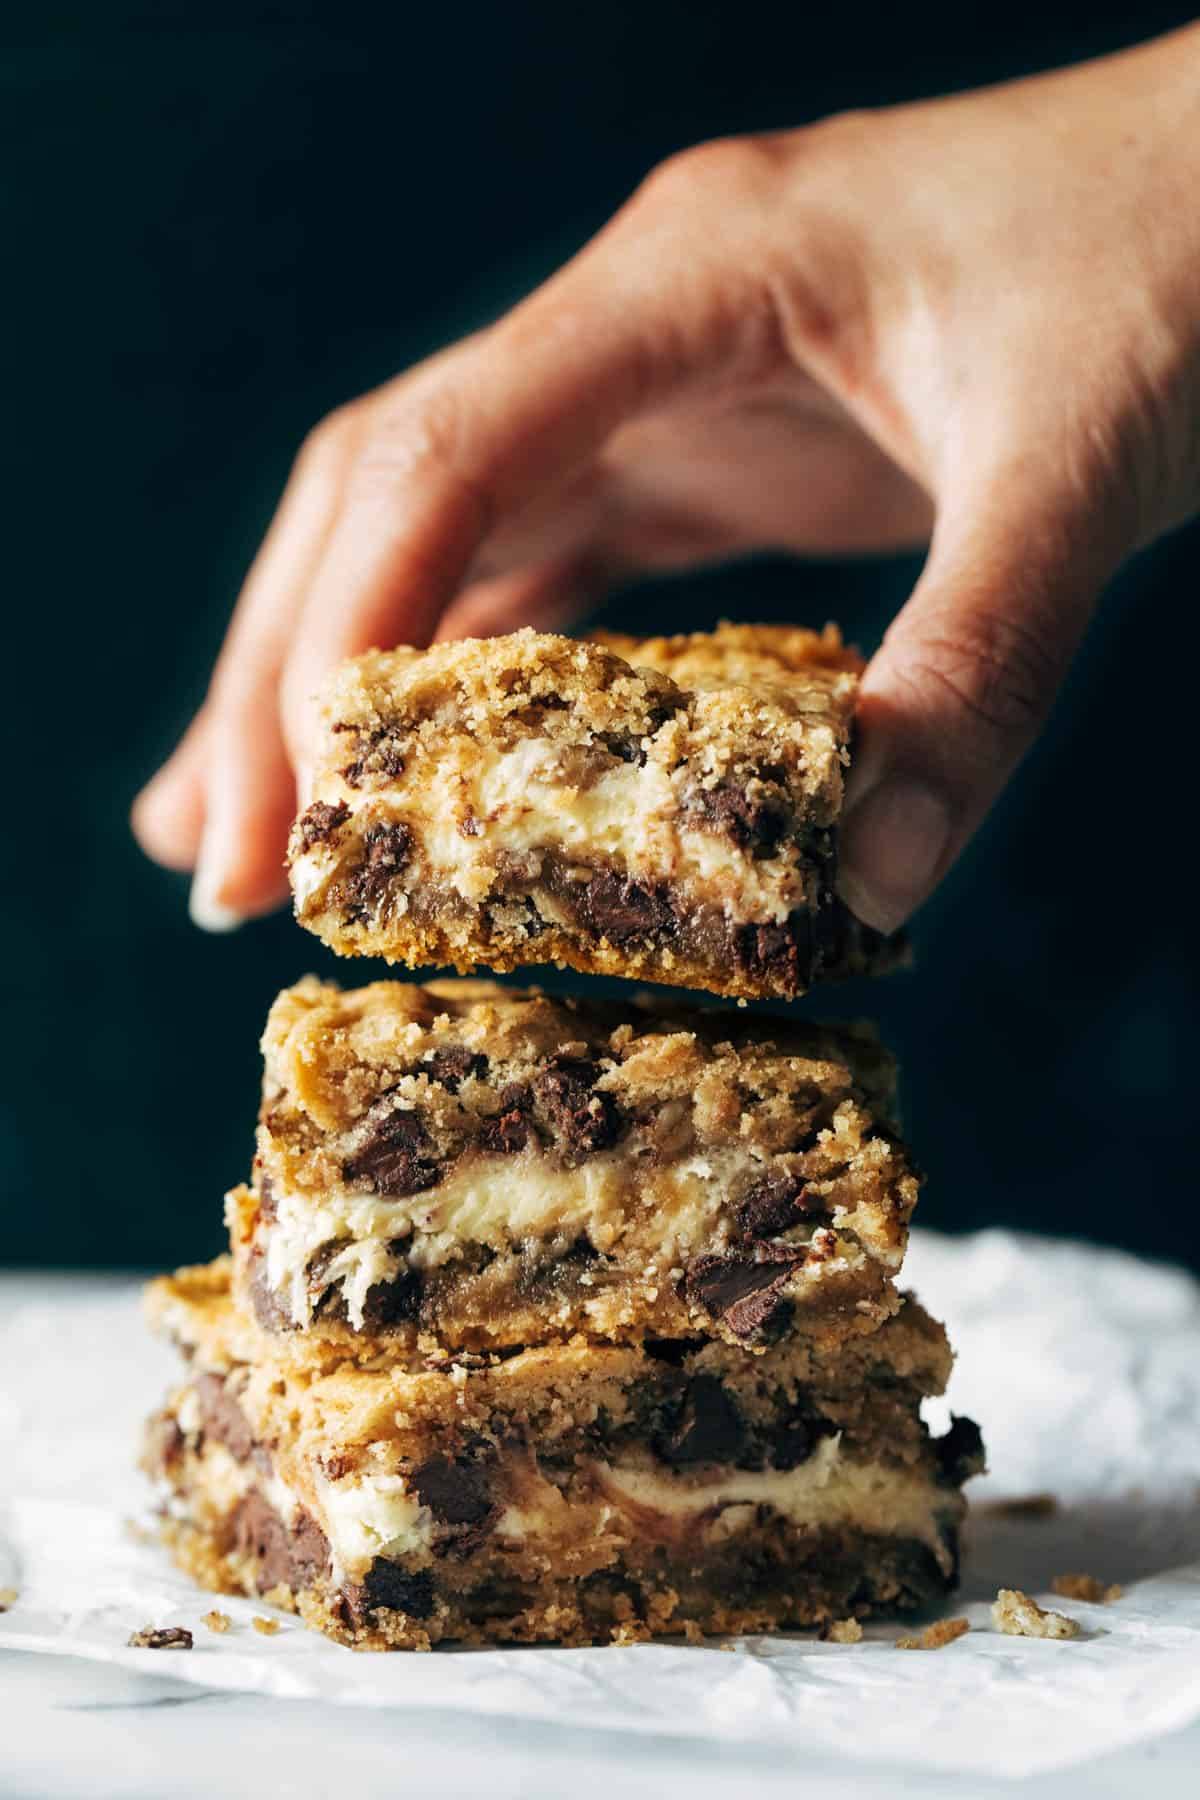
[143,1411,185,1474]
[766,1412,831,1471]
[343,820,413,917]
[294,799,350,854]
[128,1626,193,1650]
[692,781,789,855]
[575,871,673,945]
[534,1054,620,1160]
[357,1560,435,1620]
[683,1249,804,1342]
[934,1415,986,1487]
[193,1372,256,1464]
[410,1453,494,1528]
[343,1102,438,1197]
[478,1090,530,1154]
[734,921,803,993]
[337,725,406,788]
[735,1171,819,1242]
[423,1046,488,1092]
[231,1492,330,1592]
[359,1263,423,1329]
[657,1375,747,1467]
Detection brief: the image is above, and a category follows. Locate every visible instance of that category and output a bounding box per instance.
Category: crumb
[983,1493,1058,1519]
[896,1617,970,1651]
[717,1641,737,1653]
[992,1589,1080,1639]
[202,1610,233,1633]
[123,1518,157,1545]
[0,1587,18,1611]
[682,1620,705,1646]
[128,1625,193,1650]
[821,1618,864,1644]
[1051,1574,1122,1604]
[251,1616,281,1636]
[610,1620,652,1646]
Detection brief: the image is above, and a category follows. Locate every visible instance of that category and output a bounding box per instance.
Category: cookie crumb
[992,1588,1080,1639]
[896,1616,969,1650]
[682,1620,705,1646]
[1051,1573,1122,1604]
[983,1492,1058,1519]
[202,1610,233,1633]
[128,1625,193,1650]
[251,1616,281,1636]
[0,1588,18,1611]
[821,1618,863,1644]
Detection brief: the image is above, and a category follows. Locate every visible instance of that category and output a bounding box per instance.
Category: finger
[185,407,364,927]
[279,139,785,760]
[837,465,1127,934]
[131,705,211,869]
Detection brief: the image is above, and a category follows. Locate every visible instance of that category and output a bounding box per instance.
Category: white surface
[2,1232,1200,1797]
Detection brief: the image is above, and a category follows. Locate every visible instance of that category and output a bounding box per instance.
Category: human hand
[133,25,1200,934]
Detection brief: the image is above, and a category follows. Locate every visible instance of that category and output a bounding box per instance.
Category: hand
[133,25,1200,935]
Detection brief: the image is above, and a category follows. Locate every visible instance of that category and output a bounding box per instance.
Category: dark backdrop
[4,1,1198,1274]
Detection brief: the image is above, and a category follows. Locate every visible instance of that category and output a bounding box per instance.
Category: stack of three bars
[143,625,983,1648]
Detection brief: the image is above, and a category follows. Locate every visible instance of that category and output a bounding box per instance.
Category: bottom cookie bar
[143,1262,982,1650]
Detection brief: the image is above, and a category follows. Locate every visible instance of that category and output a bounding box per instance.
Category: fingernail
[188,832,244,934]
[837,775,954,936]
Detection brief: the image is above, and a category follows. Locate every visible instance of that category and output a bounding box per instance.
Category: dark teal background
[3,2,1197,1272]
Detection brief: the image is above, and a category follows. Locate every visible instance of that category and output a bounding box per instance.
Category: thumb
[837,475,1124,934]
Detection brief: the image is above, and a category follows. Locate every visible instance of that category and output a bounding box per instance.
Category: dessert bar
[233,976,920,1354]
[287,625,901,1000]
[144,1260,982,1650]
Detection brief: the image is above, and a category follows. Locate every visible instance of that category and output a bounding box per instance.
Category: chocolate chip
[144,1411,185,1473]
[410,1454,494,1528]
[257,1175,278,1225]
[358,1561,435,1620]
[293,799,350,854]
[343,820,413,917]
[478,1094,530,1154]
[735,1171,819,1242]
[193,1372,256,1464]
[128,1626,193,1650]
[733,921,802,993]
[934,1415,986,1487]
[693,781,789,855]
[343,1103,439,1197]
[767,1413,831,1471]
[232,1492,330,1593]
[658,1375,747,1466]
[682,1250,804,1342]
[423,1046,488,1092]
[337,725,406,787]
[534,1054,620,1160]
[249,1263,294,1333]
[359,1263,423,1328]
[575,871,672,944]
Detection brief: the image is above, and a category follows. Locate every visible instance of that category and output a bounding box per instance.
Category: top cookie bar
[288,624,901,1000]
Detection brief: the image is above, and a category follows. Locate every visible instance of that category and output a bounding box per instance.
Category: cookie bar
[143,1260,982,1650]
[233,976,920,1355]
[287,625,901,1000]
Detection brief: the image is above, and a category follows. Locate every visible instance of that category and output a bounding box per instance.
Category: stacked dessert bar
[142,624,983,1649]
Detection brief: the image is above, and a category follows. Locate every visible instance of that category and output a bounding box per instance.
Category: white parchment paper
[2,1232,1199,1779]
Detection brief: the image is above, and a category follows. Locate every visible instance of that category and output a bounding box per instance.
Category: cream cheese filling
[591,1440,954,1568]
[296,738,815,924]
[183,1419,951,1587]
[260,1151,868,1329]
